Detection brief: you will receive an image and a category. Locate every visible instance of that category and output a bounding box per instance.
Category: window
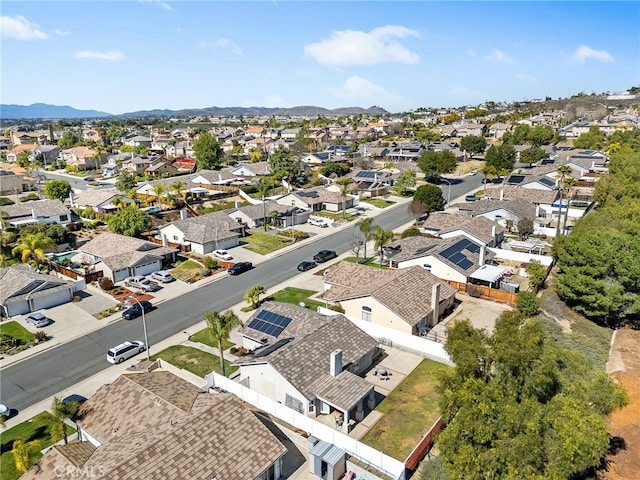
[362,306,372,322]
[308,400,315,413]
[285,394,303,414]
[422,264,432,271]
[60,215,68,222]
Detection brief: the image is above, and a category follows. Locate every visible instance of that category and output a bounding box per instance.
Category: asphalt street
[0,174,483,411]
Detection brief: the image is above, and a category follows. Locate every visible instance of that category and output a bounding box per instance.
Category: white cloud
[484,49,517,64]
[54,29,71,36]
[1,15,49,40]
[215,38,243,55]
[304,25,420,67]
[516,73,537,83]
[75,50,124,61]
[139,0,173,11]
[573,45,614,63]
[328,76,407,109]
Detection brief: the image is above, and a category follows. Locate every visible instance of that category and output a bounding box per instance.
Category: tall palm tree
[480,164,497,194]
[203,310,241,377]
[152,184,166,208]
[357,217,375,261]
[337,177,354,220]
[257,178,272,231]
[51,396,80,445]
[169,180,186,206]
[12,233,56,270]
[556,165,572,236]
[373,226,394,264]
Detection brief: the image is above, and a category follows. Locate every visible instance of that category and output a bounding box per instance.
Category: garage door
[134,261,160,277]
[32,288,72,312]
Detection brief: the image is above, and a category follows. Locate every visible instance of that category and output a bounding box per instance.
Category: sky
[1,1,639,115]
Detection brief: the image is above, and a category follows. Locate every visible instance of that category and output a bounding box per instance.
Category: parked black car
[122,300,153,320]
[313,250,338,263]
[297,260,317,272]
[465,195,480,202]
[425,174,443,184]
[228,261,253,275]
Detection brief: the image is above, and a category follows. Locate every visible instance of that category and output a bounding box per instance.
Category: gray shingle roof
[0,264,72,304]
[0,199,70,219]
[167,211,242,244]
[422,212,505,244]
[231,200,293,221]
[485,185,559,204]
[79,232,177,270]
[459,197,537,221]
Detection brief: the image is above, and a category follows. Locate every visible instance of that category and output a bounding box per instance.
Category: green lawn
[0,322,36,345]
[315,211,357,222]
[360,359,451,461]
[266,287,324,311]
[170,259,203,282]
[150,345,238,377]
[342,256,387,269]
[0,411,75,480]
[188,330,234,351]
[241,230,292,255]
[361,198,396,208]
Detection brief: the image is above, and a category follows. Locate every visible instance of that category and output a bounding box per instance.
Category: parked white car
[150,270,175,283]
[308,217,329,228]
[124,276,159,292]
[213,249,233,260]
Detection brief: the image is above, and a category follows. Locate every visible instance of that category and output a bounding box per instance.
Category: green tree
[517,217,534,240]
[319,161,350,177]
[574,125,605,150]
[459,135,487,158]
[519,146,546,166]
[417,150,457,176]
[244,285,266,309]
[57,129,82,149]
[107,205,152,237]
[44,179,72,202]
[479,163,497,194]
[51,396,80,445]
[357,217,375,260]
[12,439,41,474]
[401,226,422,238]
[412,184,445,214]
[12,232,56,269]
[525,260,548,290]
[203,309,241,376]
[484,144,516,171]
[515,290,540,316]
[394,170,417,195]
[269,146,299,192]
[152,183,166,207]
[437,314,628,480]
[529,125,556,146]
[337,177,354,219]
[169,180,186,205]
[193,131,224,170]
[256,178,272,231]
[373,227,394,263]
[116,170,137,192]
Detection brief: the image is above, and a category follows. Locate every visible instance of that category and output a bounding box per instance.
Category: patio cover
[309,370,374,412]
[469,264,507,284]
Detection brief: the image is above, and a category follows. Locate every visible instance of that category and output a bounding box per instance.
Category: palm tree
[257,179,272,231]
[12,232,56,270]
[152,184,166,208]
[337,177,354,220]
[480,164,497,194]
[561,176,577,233]
[556,165,572,236]
[357,217,375,261]
[203,310,241,377]
[51,396,80,445]
[373,227,394,264]
[244,285,266,309]
[169,180,186,206]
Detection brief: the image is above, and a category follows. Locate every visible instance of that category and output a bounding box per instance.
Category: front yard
[241,230,292,255]
[0,322,40,355]
[360,359,450,461]
[188,330,234,351]
[361,198,396,209]
[150,345,238,377]
[267,287,324,311]
[170,258,204,282]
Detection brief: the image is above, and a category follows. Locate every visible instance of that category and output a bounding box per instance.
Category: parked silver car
[26,312,52,328]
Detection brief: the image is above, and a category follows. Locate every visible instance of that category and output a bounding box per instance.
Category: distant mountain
[0,103,112,119]
[0,103,389,120]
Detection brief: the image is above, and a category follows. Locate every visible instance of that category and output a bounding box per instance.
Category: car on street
[228,261,252,275]
[308,217,329,228]
[313,250,338,263]
[297,260,317,272]
[426,174,443,184]
[124,276,159,292]
[25,312,51,328]
[468,170,477,176]
[106,341,146,364]
[150,270,175,283]
[213,249,233,260]
[465,195,480,202]
[122,300,153,320]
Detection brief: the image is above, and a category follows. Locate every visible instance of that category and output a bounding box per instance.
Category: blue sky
[2,1,638,115]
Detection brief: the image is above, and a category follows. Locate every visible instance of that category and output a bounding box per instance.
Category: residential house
[232,161,271,179]
[280,128,300,140]
[81,129,101,143]
[322,262,457,335]
[22,370,288,480]
[348,170,394,197]
[458,197,548,231]
[33,145,60,166]
[62,146,103,171]
[1,199,71,228]
[0,135,11,151]
[171,157,197,173]
[488,122,512,139]
[123,135,152,148]
[72,188,133,214]
[158,211,244,255]
[385,235,496,284]
[385,142,425,162]
[0,264,76,317]
[6,144,36,163]
[191,168,237,190]
[236,302,378,433]
[78,232,178,282]
[301,152,333,167]
[326,145,351,157]
[145,159,178,177]
[484,186,559,219]
[357,144,389,159]
[508,173,558,190]
[422,213,505,247]
[0,170,37,195]
[279,186,354,213]
[165,141,194,158]
[120,155,157,176]
[228,200,306,229]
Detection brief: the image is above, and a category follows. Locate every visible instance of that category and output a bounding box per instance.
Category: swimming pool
[53,251,79,262]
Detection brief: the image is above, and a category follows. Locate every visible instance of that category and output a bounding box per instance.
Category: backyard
[150,345,238,378]
[360,359,450,461]
[0,411,75,480]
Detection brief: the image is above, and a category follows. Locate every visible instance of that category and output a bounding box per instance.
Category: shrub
[203,256,219,270]
[467,284,483,298]
[201,268,212,277]
[99,277,114,291]
[0,197,15,206]
[230,347,238,354]
[19,193,40,202]
[327,303,345,313]
[35,331,48,342]
[81,208,96,219]
[516,291,540,316]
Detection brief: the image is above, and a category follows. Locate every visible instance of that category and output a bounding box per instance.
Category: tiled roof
[237,302,377,400]
[0,264,72,304]
[485,186,559,204]
[422,212,505,244]
[231,200,292,221]
[23,371,286,480]
[73,188,125,207]
[323,262,456,325]
[294,186,343,205]
[79,232,177,268]
[166,211,242,244]
[460,197,537,221]
[1,199,70,219]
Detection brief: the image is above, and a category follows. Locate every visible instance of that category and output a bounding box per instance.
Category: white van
[106,341,146,364]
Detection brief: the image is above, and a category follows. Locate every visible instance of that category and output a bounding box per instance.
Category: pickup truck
[124,276,159,292]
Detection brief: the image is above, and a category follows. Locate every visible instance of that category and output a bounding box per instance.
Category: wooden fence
[146,236,191,252]
[404,417,445,471]
[47,261,103,282]
[446,280,517,305]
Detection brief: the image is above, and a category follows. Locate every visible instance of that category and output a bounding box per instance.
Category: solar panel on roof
[459,258,474,270]
[248,310,292,338]
[254,338,293,358]
[465,242,480,254]
[449,252,465,264]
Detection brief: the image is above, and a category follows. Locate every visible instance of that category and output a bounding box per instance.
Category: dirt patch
[602,327,640,480]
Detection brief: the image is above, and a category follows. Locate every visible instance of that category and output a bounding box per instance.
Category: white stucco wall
[396,256,468,283]
[338,296,416,335]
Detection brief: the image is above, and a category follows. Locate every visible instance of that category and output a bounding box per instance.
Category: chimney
[330,350,342,377]
[535,204,540,217]
[479,245,486,266]
[431,283,441,326]
[31,208,38,220]
[499,189,504,201]
[161,234,168,247]
[235,201,242,209]
[180,209,188,220]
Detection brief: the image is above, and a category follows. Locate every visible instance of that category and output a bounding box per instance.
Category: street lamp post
[291,200,296,242]
[441,178,452,207]
[129,296,150,360]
